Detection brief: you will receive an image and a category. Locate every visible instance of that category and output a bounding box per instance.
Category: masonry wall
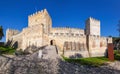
[52,28,85,35]
[21,24,44,50]
[87,35,112,57]
[6,29,21,49]
[49,33,89,58]
[11,33,22,49]
[6,29,20,42]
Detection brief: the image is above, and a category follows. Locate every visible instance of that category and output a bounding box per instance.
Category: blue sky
[0,0,120,42]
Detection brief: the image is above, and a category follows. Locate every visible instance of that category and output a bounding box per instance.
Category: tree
[117,20,120,37]
[0,26,4,40]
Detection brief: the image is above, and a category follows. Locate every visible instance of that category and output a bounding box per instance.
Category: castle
[6,9,112,58]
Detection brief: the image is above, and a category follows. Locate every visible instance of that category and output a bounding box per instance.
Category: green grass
[114,50,120,60]
[0,46,15,55]
[63,50,120,67]
[63,56,109,67]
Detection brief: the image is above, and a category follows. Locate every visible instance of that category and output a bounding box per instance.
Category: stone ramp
[42,45,59,59]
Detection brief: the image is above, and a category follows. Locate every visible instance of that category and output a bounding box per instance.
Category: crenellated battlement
[88,35,110,40]
[89,35,100,38]
[28,9,52,35]
[6,29,20,35]
[85,17,100,36]
[28,9,47,17]
[53,27,84,31]
[52,27,85,35]
[88,17,100,22]
[49,32,85,38]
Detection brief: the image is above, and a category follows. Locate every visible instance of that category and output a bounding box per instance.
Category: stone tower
[85,17,100,36]
[28,9,52,35]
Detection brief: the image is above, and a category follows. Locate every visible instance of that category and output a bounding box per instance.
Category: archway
[50,40,56,45]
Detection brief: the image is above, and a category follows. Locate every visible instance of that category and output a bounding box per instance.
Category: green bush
[114,50,120,60]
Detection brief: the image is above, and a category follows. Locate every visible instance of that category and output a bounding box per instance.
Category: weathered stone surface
[0,46,120,74]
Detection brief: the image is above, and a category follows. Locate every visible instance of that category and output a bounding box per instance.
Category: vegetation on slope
[63,50,120,67]
[63,56,109,67]
[114,50,120,60]
[113,37,120,50]
[0,46,15,55]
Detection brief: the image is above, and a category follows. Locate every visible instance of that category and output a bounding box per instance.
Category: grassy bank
[0,46,15,55]
[63,56,109,67]
[114,50,120,60]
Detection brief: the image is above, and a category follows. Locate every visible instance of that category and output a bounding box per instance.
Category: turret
[85,17,100,36]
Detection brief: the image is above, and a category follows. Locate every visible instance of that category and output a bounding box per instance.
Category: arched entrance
[50,40,56,45]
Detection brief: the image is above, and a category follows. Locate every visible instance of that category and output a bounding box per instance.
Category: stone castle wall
[6,9,113,58]
[87,35,112,57]
[51,27,85,35]
[48,32,89,57]
[11,33,23,49]
[88,35,105,57]
[21,24,44,50]
[6,29,22,49]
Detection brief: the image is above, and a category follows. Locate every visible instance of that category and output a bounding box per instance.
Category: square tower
[28,9,52,34]
[85,17,100,36]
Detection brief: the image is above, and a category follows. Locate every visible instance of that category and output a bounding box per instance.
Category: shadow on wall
[104,49,108,58]
[24,45,48,54]
[15,45,48,56]
[69,53,83,58]
[12,41,18,49]
[5,40,12,46]
[6,40,18,49]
